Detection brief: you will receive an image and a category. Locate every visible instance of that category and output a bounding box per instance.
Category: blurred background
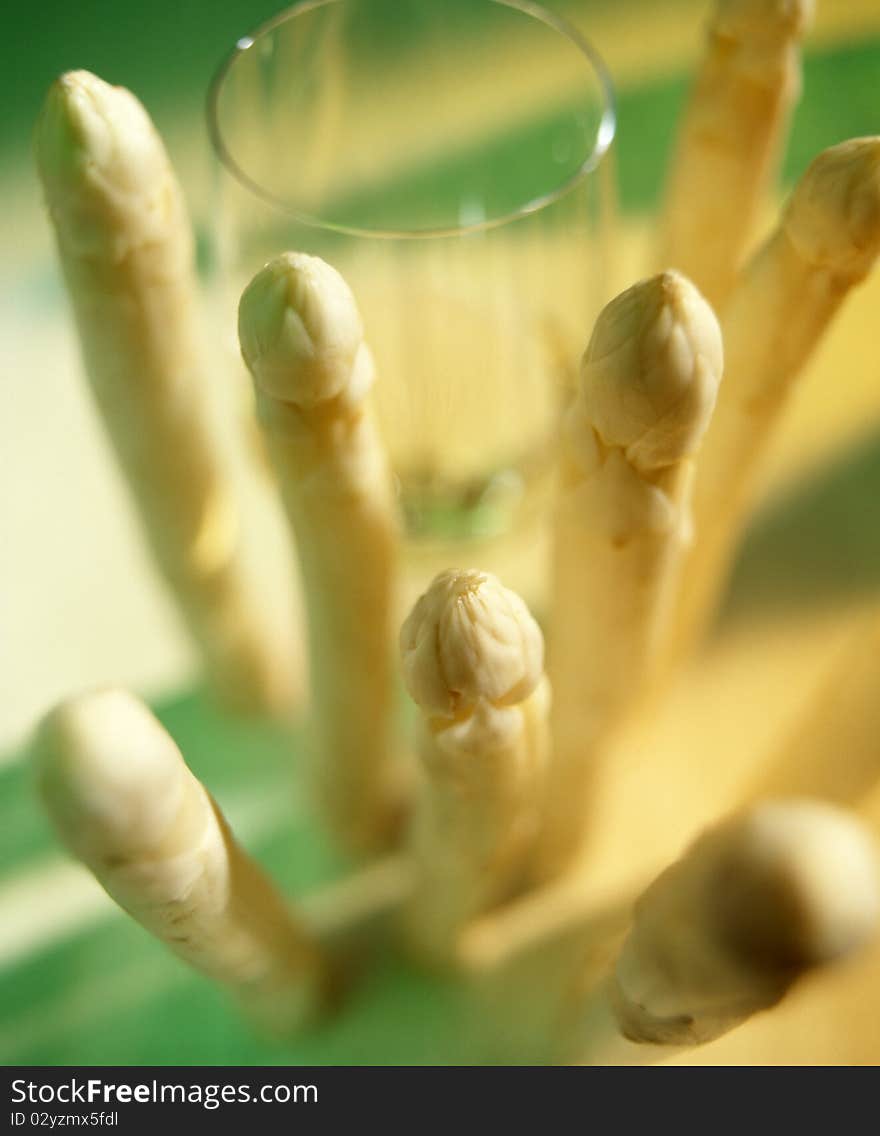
[2,0,880,1064]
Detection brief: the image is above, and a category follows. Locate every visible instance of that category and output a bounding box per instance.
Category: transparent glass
[208,0,615,597]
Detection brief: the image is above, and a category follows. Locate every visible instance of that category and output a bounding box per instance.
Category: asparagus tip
[35,69,157,194]
[238,252,366,408]
[580,270,723,472]
[399,569,544,722]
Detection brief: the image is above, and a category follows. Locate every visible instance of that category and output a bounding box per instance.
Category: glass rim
[207,0,616,241]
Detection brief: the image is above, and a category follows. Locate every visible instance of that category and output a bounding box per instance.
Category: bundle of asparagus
[28,0,880,1063]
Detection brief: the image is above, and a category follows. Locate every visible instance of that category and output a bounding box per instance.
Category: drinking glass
[208,0,615,603]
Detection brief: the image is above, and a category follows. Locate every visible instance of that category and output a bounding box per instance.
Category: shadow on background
[717,429,880,633]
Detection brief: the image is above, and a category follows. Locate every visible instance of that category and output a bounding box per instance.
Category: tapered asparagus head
[239,252,367,407]
[784,138,880,280]
[399,569,544,721]
[615,799,880,1044]
[32,689,193,864]
[580,271,723,473]
[712,0,814,42]
[35,70,180,257]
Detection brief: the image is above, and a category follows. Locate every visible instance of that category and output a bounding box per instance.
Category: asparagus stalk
[33,689,327,1036]
[35,71,303,715]
[537,271,723,880]
[673,137,880,659]
[238,253,403,856]
[399,569,549,967]
[659,0,813,308]
[469,801,879,1063]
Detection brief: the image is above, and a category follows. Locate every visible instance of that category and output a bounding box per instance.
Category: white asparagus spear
[751,617,880,805]
[238,253,402,856]
[32,688,327,1035]
[574,800,880,1064]
[399,569,549,967]
[673,137,880,658]
[538,271,723,881]
[659,0,813,308]
[470,800,878,1063]
[34,71,302,716]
